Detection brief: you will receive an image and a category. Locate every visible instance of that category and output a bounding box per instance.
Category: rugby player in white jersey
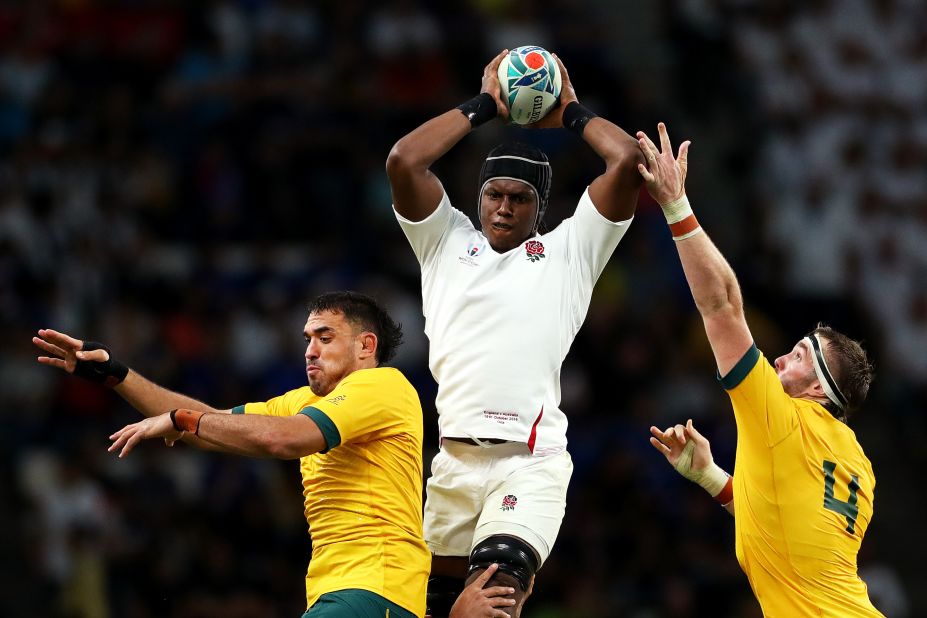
[386,50,644,617]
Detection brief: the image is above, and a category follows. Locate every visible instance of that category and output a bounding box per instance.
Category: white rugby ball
[497,46,562,125]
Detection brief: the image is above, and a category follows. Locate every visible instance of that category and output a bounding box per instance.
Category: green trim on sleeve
[231,405,246,415]
[299,406,341,453]
[718,344,761,390]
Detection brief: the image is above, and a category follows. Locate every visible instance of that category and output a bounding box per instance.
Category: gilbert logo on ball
[497,46,562,125]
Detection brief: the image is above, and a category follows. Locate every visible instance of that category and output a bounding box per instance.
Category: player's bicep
[296,406,341,453]
[287,412,329,455]
[565,189,632,289]
[389,167,445,223]
[703,306,754,378]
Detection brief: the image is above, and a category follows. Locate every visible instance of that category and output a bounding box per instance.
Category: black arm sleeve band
[73,341,129,387]
[562,101,597,136]
[456,93,497,128]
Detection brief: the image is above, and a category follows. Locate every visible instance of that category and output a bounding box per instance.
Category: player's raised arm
[636,123,753,376]
[33,328,228,418]
[386,50,510,222]
[33,328,231,451]
[528,55,643,222]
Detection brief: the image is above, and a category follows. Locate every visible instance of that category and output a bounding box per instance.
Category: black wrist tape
[73,341,129,387]
[456,93,497,128]
[562,101,597,136]
[170,409,181,432]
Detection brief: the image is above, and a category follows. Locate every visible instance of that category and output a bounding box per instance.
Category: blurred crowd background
[1,0,924,616]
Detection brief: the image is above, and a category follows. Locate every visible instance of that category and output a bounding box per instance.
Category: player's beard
[307,374,329,396]
[781,368,817,398]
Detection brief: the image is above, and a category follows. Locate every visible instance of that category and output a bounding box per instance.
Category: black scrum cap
[478,143,552,229]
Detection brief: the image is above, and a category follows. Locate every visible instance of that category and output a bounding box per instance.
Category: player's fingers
[119,431,144,458]
[109,421,140,442]
[661,426,678,444]
[489,49,508,71]
[37,356,68,370]
[637,162,655,183]
[552,53,570,84]
[39,329,83,349]
[678,140,691,164]
[672,424,687,444]
[640,130,659,158]
[637,137,657,163]
[678,141,691,178]
[76,348,109,362]
[108,429,129,453]
[496,96,510,120]
[649,436,671,456]
[658,122,672,155]
[482,585,517,599]
[471,563,499,588]
[685,418,707,443]
[32,336,67,358]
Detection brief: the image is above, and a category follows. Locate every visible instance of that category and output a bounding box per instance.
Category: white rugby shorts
[423,440,573,567]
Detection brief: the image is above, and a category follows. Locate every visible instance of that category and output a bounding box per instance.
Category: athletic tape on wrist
[660,195,702,240]
[171,409,204,435]
[674,441,729,497]
[457,93,497,128]
[73,341,129,387]
[562,101,597,136]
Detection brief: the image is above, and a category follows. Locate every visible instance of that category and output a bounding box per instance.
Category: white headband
[804,335,847,411]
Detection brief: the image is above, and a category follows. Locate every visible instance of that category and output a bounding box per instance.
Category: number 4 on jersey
[822,460,860,534]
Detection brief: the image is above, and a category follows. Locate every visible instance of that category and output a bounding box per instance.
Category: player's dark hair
[308,291,403,365]
[810,324,873,421]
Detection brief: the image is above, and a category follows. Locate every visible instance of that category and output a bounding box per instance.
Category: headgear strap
[804,334,848,412]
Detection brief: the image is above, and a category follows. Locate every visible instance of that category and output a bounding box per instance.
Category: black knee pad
[427,574,464,618]
[468,534,540,592]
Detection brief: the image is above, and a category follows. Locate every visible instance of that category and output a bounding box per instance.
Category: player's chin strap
[804,335,848,415]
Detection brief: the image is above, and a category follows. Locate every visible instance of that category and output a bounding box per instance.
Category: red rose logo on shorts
[525,240,545,262]
[501,495,518,511]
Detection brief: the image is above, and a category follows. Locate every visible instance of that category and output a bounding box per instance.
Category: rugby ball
[497,46,562,125]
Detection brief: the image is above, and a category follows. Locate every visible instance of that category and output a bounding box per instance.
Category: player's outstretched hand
[482,50,510,122]
[449,563,516,618]
[109,414,183,458]
[33,328,128,386]
[636,122,690,206]
[527,54,576,130]
[649,419,713,479]
[33,329,100,373]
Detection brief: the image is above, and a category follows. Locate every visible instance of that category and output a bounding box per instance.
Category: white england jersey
[396,188,631,455]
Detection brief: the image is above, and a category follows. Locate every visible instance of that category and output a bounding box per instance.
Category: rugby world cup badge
[467,241,485,257]
[459,241,485,267]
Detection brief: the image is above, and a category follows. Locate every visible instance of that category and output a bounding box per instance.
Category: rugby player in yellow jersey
[637,123,884,617]
[33,291,431,618]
